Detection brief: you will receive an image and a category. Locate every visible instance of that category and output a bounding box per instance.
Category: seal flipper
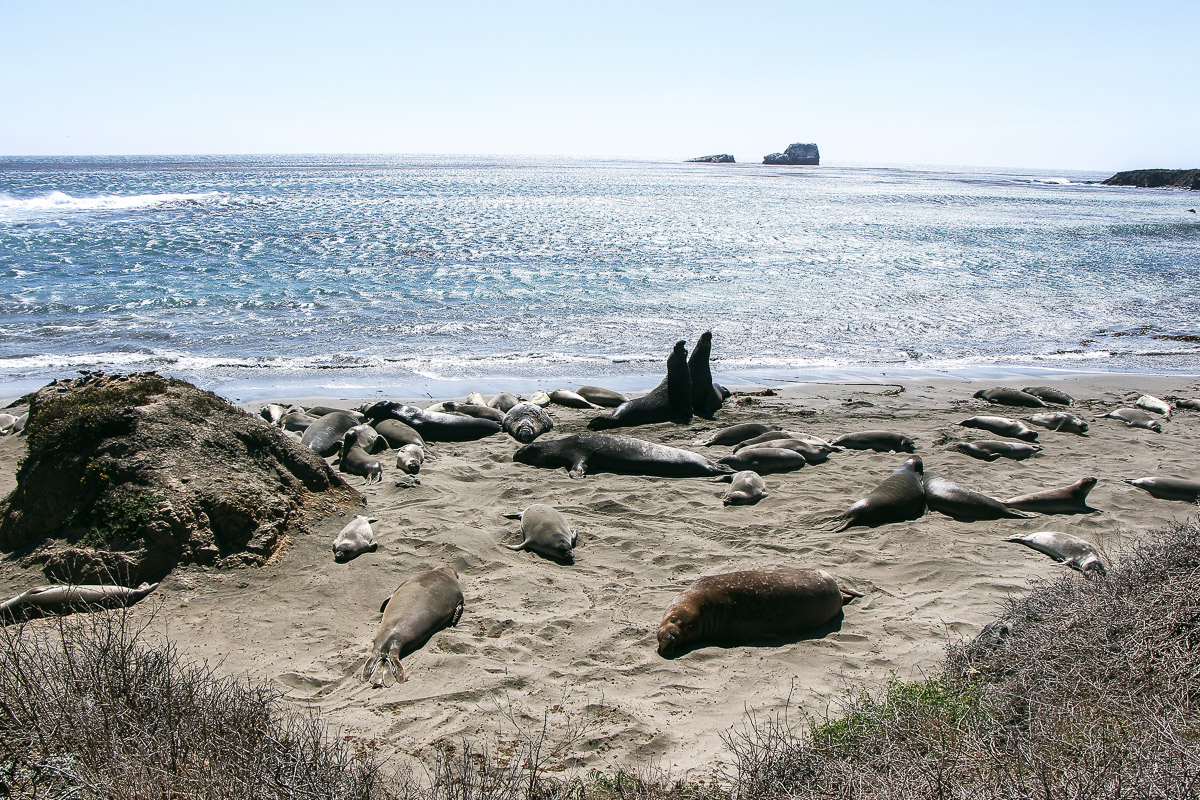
[709,474,735,483]
[505,541,530,552]
[379,597,390,614]
[450,601,464,627]
[568,456,589,478]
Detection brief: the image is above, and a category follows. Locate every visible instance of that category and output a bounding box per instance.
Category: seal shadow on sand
[657,609,846,660]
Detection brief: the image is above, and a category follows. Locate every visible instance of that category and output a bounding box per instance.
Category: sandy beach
[2,372,1198,780]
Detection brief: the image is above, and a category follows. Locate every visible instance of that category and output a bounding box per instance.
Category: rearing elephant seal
[362,565,464,686]
[514,432,732,478]
[833,456,926,531]
[688,330,725,418]
[656,568,861,658]
[588,341,692,430]
[502,402,554,444]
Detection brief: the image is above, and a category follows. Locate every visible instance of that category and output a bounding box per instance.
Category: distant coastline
[1103,168,1200,190]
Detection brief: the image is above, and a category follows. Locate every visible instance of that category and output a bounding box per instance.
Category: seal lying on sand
[717,470,768,506]
[339,428,383,483]
[958,416,1039,442]
[1021,386,1074,405]
[548,389,598,409]
[1,582,159,623]
[950,440,1042,461]
[1004,531,1106,575]
[738,438,839,464]
[503,504,577,562]
[718,447,806,475]
[973,387,1047,408]
[363,401,501,441]
[831,431,916,453]
[514,432,732,479]
[502,402,554,444]
[1123,477,1200,503]
[576,386,628,407]
[833,456,925,531]
[693,423,780,447]
[1134,394,1171,417]
[395,444,425,474]
[923,473,1035,521]
[488,392,522,413]
[1101,407,1162,432]
[588,341,692,430]
[1004,477,1099,514]
[333,515,379,563]
[1024,412,1089,435]
[301,411,362,457]
[656,568,861,658]
[362,565,464,686]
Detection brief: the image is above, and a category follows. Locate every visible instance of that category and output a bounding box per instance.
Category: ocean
[1,154,1197,401]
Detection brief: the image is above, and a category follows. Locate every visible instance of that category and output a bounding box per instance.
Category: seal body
[951,440,1042,461]
[333,515,378,563]
[741,438,838,464]
[835,456,925,531]
[362,565,464,686]
[958,416,1039,442]
[576,386,628,407]
[1176,399,1200,411]
[281,410,318,433]
[363,401,501,442]
[1004,477,1099,514]
[1,582,158,622]
[465,391,488,407]
[693,423,780,447]
[373,418,426,449]
[831,430,916,453]
[1024,412,1089,435]
[688,331,725,418]
[1123,477,1200,503]
[502,402,555,444]
[1021,386,1074,406]
[506,504,577,562]
[514,432,732,479]
[1101,408,1162,432]
[588,341,692,430]
[395,444,425,474]
[548,389,598,409]
[339,428,383,483]
[301,411,362,457]
[923,473,1034,521]
[718,447,806,475]
[1004,531,1106,575]
[973,387,1047,408]
[656,568,855,657]
[488,392,522,413]
[1134,394,1171,417]
[722,470,767,505]
[441,402,505,423]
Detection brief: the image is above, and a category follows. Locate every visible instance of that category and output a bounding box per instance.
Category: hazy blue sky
[2,1,1196,170]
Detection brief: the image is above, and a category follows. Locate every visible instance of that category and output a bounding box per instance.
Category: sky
[1,0,1196,171]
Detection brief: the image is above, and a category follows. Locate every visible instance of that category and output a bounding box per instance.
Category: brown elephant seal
[1004,477,1099,514]
[301,411,362,456]
[740,438,838,465]
[958,416,1039,442]
[718,447,806,475]
[693,422,780,447]
[488,392,522,412]
[576,386,628,407]
[1176,399,1200,411]
[1004,531,1106,575]
[834,456,925,531]
[395,444,425,474]
[1,582,159,622]
[339,428,383,484]
[281,410,319,433]
[363,401,501,441]
[688,330,725,418]
[1021,386,1074,406]
[307,406,365,421]
[502,401,555,444]
[362,565,464,686]
[950,440,1042,461]
[656,568,861,658]
[373,418,426,449]
[831,430,916,453]
[514,432,732,479]
[503,504,577,563]
[1023,412,1089,435]
[923,473,1035,521]
[1134,394,1171,417]
[1100,407,1162,432]
[719,470,768,506]
[548,389,598,409]
[973,387,1047,408]
[332,515,379,563]
[588,341,692,430]
[441,401,505,423]
[1123,477,1200,503]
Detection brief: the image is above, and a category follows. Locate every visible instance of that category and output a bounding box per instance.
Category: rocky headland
[1103,169,1200,190]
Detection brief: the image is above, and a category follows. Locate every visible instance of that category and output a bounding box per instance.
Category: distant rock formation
[686,154,735,163]
[763,143,820,166]
[1102,169,1199,190]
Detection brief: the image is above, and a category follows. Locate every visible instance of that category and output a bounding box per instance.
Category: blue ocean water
[1,154,1197,400]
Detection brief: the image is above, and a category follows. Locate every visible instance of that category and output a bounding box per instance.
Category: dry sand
[2,373,1199,780]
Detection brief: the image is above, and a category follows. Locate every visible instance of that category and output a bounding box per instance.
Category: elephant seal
[831,430,916,453]
[588,341,692,430]
[1024,412,1089,435]
[1,582,159,622]
[514,432,733,479]
[1134,394,1171,417]
[362,565,464,686]
[950,440,1042,461]
[973,387,1046,408]
[308,406,365,421]
[345,423,386,454]
[656,568,861,658]
[1123,477,1200,503]
[958,416,1039,442]
[718,447,806,475]
[740,438,838,465]
[1101,408,1162,432]
[333,515,379,563]
[465,391,488,407]
[529,390,552,407]
[502,401,555,444]
[373,418,426,449]
[363,401,501,442]
[281,410,319,433]
[258,403,290,425]
[504,504,577,563]
[1176,399,1200,411]
[719,470,768,506]
[0,413,17,434]
[923,473,1035,521]
[693,422,780,447]
[488,392,522,413]
[441,402,505,423]
[688,330,725,418]
[1004,477,1099,514]
[548,389,598,409]
[339,428,383,483]
[834,456,925,531]
[1021,386,1074,406]
[301,411,363,457]
[395,444,425,474]
[1004,531,1106,575]
[576,386,628,407]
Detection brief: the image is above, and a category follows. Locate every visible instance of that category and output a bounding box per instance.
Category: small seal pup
[950,440,1042,461]
[503,504,577,563]
[0,413,17,434]
[576,386,628,407]
[1123,477,1200,503]
[717,470,768,505]
[923,473,1035,521]
[332,515,379,563]
[718,447,806,475]
[395,444,425,474]
[502,401,555,444]
[831,430,916,453]
[362,565,464,686]
[339,428,383,484]
[1024,412,1089,435]
[514,432,732,479]
[833,456,926,531]
[258,403,291,425]
[1004,531,1106,575]
[958,416,1039,442]
[688,330,725,418]
[1100,408,1162,432]
[529,390,552,407]
[1,582,159,623]
[488,392,522,413]
[656,568,861,658]
[1021,386,1074,406]
[693,422,780,447]
[465,391,488,407]
[973,387,1047,408]
[588,341,692,430]
[1134,394,1171,417]
[548,389,598,409]
[1004,477,1099,514]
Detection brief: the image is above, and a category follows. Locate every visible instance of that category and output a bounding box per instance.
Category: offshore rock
[687,154,735,163]
[763,142,820,165]
[1102,169,1199,190]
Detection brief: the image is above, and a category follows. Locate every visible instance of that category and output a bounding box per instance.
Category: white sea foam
[0,190,223,216]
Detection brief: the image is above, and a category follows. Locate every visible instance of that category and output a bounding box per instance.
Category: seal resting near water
[1,582,159,622]
[1021,386,1074,405]
[973,387,1047,408]
[656,568,862,658]
[576,386,628,407]
[362,565,464,686]
[513,432,732,479]
[588,341,692,430]
[502,401,554,444]
[1101,407,1162,432]
[363,400,501,441]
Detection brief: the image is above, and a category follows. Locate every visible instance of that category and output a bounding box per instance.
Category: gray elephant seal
[923,473,1035,521]
[831,430,916,453]
[548,389,598,409]
[339,428,383,484]
[1,582,159,622]
[834,456,926,531]
[1101,407,1163,432]
[1176,399,1200,411]
[576,386,628,407]
[503,402,555,444]
[1024,412,1089,435]
[363,401,501,441]
[1004,477,1099,514]
[281,410,319,433]
[718,447,806,475]
[720,470,768,506]
[362,565,464,686]
[259,403,291,425]
[301,411,363,457]
[739,438,838,465]
[958,416,1039,442]
[308,406,365,421]
[1123,477,1200,503]
[465,391,488,407]
[1021,386,1074,405]
[395,444,425,474]
[1004,531,1106,575]
[588,341,692,430]
[693,423,780,447]
[950,440,1042,461]
[373,418,426,449]
[504,504,577,562]
[688,330,725,418]
[345,423,386,454]
[1134,394,1171,417]
[441,401,505,423]
[973,387,1047,408]
[488,392,522,412]
[656,568,861,658]
[514,432,732,479]
[333,515,379,563]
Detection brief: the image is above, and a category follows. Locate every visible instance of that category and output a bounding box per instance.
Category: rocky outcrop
[686,154,735,163]
[1102,169,1200,190]
[763,143,820,165]
[0,373,361,584]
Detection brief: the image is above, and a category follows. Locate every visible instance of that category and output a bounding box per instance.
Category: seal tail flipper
[808,511,850,532]
[709,475,734,484]
[504,541,529,552]
[501,512,522,520]
[839,586,865,603]
[450,601,464,627]
[362,651,406,687]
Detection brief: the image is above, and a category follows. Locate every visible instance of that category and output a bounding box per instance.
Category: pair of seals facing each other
[514,432,732,479]
[1,582,159,623]
[363,400,501,442]
[657,568,862,658]
[1004,531,1106,575]
[362,565,464,686]
[504,504,577,562]
[333,515,378,563]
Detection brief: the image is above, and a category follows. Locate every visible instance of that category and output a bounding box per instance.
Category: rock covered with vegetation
[0,372,361,584]
[1102,168,1200,190]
